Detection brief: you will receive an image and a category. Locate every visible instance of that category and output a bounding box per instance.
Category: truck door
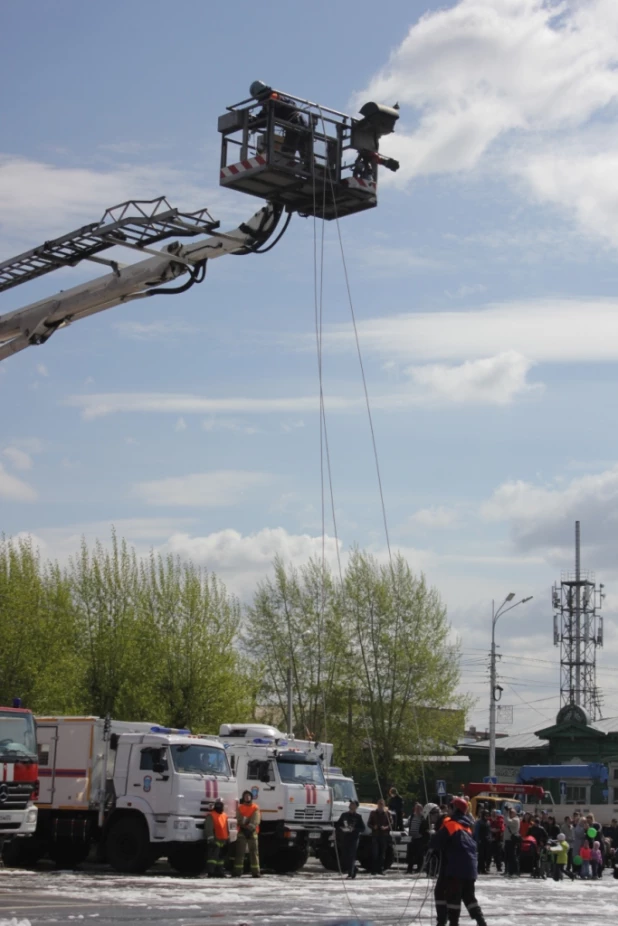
[128,745,173,814]
[37,726,57,804]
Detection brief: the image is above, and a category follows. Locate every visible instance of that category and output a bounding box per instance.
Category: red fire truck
[0,701,39,857]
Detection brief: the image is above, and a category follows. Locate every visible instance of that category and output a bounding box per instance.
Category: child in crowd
[580,843,592,879]
[551,834,576,881]
[591,840,603,880]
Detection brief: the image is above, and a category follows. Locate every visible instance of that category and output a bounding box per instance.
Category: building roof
[588,715,618,735]
[466,730,549,751]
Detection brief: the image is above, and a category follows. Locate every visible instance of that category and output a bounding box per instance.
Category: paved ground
[1,861,617,926]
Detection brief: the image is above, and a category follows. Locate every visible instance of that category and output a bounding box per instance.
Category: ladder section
[0,197,220,294]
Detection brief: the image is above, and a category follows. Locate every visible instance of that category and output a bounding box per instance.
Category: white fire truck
[7,716,237,874]
[217,723,333,872]
[0,703,38,858]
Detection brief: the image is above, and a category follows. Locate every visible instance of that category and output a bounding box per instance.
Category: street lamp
[489,593,533,779]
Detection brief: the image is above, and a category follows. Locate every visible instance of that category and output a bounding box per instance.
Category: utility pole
[489,593,533,779]
[287,663,293,737]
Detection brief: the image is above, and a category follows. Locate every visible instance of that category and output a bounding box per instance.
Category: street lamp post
[489,593,533,780]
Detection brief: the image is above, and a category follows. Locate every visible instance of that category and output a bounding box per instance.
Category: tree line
[0,533,466,791]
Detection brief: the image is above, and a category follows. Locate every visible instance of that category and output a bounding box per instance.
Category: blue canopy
[517,763,608,783]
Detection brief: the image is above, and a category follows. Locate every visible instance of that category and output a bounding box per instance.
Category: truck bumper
[0,805,38,842]
[163,816,237,844]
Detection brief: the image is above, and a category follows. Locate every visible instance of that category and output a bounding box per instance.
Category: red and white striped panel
[304,783,318,805]
[343,177,377,192]
[1,762,14,782]
[204,779,219,800]
[220,154,267,180]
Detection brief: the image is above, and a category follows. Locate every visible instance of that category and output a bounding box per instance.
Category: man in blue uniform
[430,797,487,926]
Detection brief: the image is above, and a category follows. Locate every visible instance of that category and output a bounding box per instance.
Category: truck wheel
[318,846,339,872]
[167,844,208,876]
[106,816,153,874]
[49,844,90,869]
[271,847,309,873]
[1,838,42,869]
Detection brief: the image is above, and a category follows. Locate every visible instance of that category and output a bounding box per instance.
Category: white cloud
[358,0,618,186]
[356,0,618,251]
[409,506,460,529]
[202,417,262,435]
[1,438,44,473]
[324,299,618,364]
[2,447,33,471]
[114,320,201,341]
[0,156,226,257]
[159,527,343,598]
[481,464,618,565]
[36,363,48,377]
[0,463,36,501]
[132,470,273,508]
[175,417,187,432]
[406,351,540,405]
[516,135,618,249]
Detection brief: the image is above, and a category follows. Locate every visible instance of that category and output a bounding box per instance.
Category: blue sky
[3,0,618,736]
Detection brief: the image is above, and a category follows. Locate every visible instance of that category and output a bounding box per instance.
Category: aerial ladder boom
[0,201,279,362]
[0,83,400,364]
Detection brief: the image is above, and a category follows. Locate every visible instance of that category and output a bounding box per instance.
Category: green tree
[0,536,83,712]
[139,552,256,732]
[343,550,465,790]
[246,550,466,790]
[246,556,346,741]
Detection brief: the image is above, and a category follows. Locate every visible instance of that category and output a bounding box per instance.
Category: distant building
[459,706,618,806]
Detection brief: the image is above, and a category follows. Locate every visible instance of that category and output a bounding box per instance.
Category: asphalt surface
[1,860,617,926]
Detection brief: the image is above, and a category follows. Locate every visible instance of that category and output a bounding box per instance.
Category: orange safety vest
[209,810,229,841]
[238,801,260,834]
[442,816,472,837]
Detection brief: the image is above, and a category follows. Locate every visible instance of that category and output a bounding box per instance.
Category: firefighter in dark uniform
[249,80,309,163]
[430,797,487,926]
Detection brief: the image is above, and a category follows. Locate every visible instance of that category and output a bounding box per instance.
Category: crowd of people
[470,805,618,881]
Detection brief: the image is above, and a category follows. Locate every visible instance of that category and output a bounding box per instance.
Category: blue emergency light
[150,725,191,735]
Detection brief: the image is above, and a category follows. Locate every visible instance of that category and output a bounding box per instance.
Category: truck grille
[0,782,33,811]
[293,807,324,822]
[0,822,22,831]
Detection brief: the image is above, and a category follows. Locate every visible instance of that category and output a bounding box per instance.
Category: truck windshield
[170,744,231,776]
[277,758,325,785]
[0,710,37,760]
[327,777,358,803]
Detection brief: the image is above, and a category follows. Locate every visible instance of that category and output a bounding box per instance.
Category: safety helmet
[422,802,440,819]
[450,796,468,814]
[250,80,272,100]
[241,790,254,803]
[214,799,224,812]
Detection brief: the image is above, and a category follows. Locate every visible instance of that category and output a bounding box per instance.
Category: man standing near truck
[335,799,365,879]
[368,798,391,875]
[234,790,261,878]
[205,799,229,878]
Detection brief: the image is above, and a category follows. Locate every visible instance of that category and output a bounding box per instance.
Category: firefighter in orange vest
[429,797,487,926]
[234,789,261,878]
[204,798,230,878]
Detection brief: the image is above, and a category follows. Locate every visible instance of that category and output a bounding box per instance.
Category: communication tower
[552,521,604,720]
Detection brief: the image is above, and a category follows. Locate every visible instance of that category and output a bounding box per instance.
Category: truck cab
[0,704,38,858]
[219,723,332,872]
[111,729,237,847]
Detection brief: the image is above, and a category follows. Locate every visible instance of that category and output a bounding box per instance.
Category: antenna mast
[552,521,604,720]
